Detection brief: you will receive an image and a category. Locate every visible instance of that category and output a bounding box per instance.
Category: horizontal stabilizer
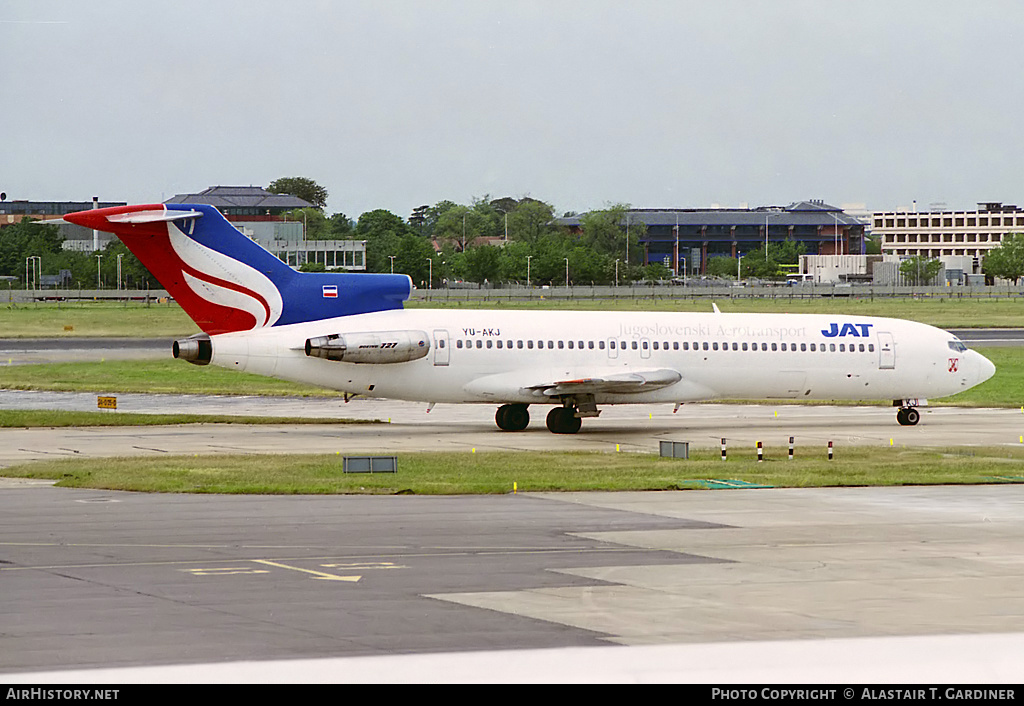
[105,209,204,224]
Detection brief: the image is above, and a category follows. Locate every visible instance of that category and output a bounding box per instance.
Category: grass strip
[0,409,378,428]
[0,359,338,396]
[4,448,1024,495]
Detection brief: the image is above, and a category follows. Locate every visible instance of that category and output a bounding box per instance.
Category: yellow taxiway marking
[319,561,405,570]
[182,567,270,576]
[251,559,361,582]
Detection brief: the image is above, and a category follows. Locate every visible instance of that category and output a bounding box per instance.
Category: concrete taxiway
[2,393,1024,469]
[2,484,1022,682]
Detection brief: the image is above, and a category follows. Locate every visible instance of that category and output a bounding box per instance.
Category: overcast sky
[4,1,1023,219]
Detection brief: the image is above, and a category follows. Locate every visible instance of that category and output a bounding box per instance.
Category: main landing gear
[545,406,582,434]
[495,403,530,432]
[495,396,598,434]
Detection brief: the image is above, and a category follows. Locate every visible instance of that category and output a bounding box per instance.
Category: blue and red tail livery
[65,204,411,334]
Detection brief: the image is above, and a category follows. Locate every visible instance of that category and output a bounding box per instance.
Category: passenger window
[869,344,875,352]
[558,341,564,349]
[642,341,648,350]
[702,342,709,351]
[517,340,524,349]
[712,342,719,351]
[456,340,463,349]
[486,340,492,349]
[673,342,679,350]
[632,341,638,350]
[830,343,836,352]
[653,342,659,350]
[771,343,777,351]
[527,340,533,349]
[496,340,503,349]
[839,344,845,352]
[599,341,605,350]
[547,340,553,349]
[567,341,574,349]
[801,343,807,351]
[781,343,787,351]
[476,340,483,349]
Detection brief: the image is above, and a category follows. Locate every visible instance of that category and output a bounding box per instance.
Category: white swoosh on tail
[167,223,283,328]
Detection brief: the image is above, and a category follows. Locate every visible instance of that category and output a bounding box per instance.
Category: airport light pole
[564,258,569,288]
[96,254,102,290]
[526,255,532,288]
[388,255,395,274]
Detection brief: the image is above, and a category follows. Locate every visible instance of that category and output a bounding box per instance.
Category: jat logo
[821,322,874,338]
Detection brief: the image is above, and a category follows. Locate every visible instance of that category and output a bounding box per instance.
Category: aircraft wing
[523,368,682,397]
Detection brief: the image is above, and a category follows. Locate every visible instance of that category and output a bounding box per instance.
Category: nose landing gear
[896,406,921,426]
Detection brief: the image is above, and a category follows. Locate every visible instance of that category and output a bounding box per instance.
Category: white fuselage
[207,309,995,407]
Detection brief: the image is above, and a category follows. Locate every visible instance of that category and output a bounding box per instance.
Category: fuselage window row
[453,339,876,354]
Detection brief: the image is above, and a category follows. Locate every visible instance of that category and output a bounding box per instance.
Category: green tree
[705,256,739,279]
[900,255,943,285]
[268,177,328,210]
[0,219,65,280]
[507,199,557,244]
[282,208,328,240]
[982,233,1024,283]
[462,244,502,283]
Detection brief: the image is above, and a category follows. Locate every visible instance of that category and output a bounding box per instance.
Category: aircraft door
[877,331,895,369]
[433,329,449,366]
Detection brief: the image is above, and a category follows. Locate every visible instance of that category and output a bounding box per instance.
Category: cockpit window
[948,340,968,352]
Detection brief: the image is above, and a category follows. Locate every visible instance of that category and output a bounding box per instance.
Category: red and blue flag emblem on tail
[322,285,338,298]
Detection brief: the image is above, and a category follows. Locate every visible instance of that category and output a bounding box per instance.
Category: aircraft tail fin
[64,204,411,335]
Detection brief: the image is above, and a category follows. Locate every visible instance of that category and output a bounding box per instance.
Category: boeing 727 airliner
[64,204,995,433]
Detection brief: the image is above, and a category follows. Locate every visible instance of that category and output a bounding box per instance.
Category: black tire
[896,407,920,426]
[496,404,530,431]
[546,407,582,434]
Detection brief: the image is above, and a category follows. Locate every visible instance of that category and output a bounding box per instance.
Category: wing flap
[525,368,682,396]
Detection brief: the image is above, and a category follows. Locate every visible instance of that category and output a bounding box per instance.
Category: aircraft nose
[975,350,996,384]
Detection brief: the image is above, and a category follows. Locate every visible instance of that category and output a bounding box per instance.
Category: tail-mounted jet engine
[305,330,430,364]
[173,334,212,366]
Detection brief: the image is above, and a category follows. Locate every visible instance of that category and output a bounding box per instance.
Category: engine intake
[173,334,212,366]
[305,330,430,364]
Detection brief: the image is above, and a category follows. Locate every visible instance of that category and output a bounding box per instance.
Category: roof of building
[558,200,863,228]
[164,186,313,210]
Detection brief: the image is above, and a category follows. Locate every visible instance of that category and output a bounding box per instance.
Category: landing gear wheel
[495,404,530,431]
[896,407,920,426]
[546,406,582,434]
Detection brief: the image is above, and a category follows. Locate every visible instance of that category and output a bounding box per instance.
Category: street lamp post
[95,254,102,290]
[388,255,395,274]
[564,258,569,288]
[526,255,532,288]
[426,257,433,289]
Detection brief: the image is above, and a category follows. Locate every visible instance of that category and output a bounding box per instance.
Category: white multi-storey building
[873,202,1024,266]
